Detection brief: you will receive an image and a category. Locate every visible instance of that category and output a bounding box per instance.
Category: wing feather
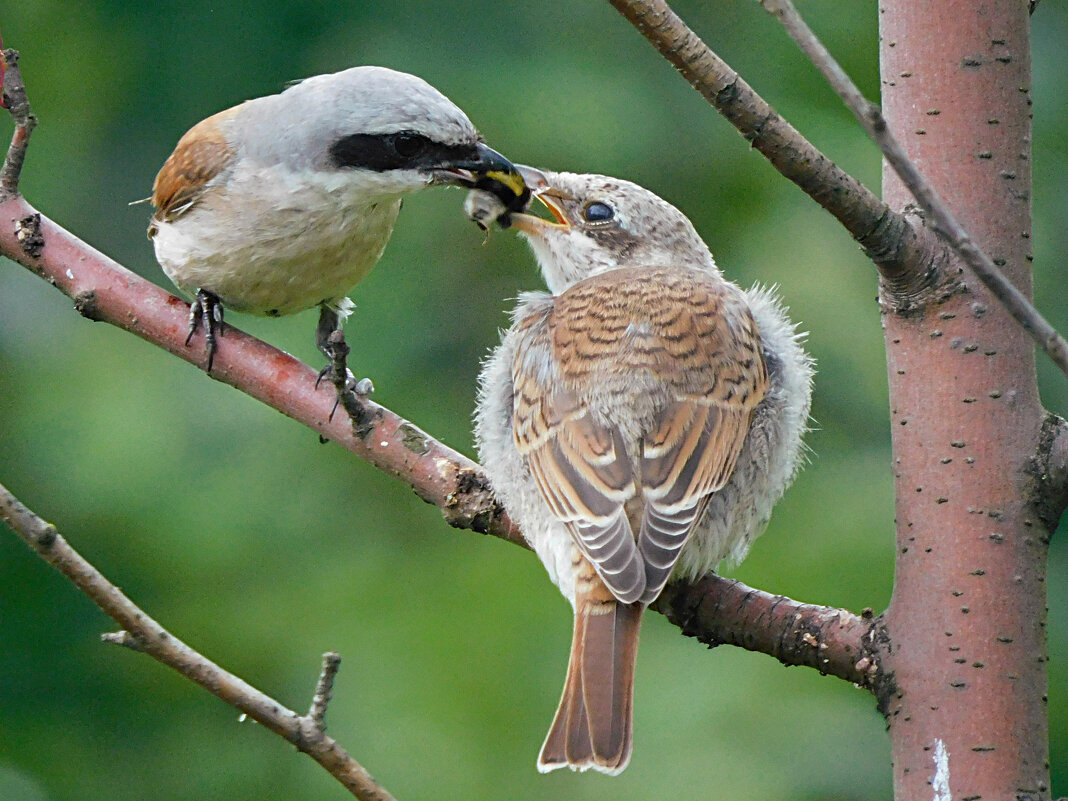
[524,416,645,604]
[637,401,754,603]
[150,106,239,227]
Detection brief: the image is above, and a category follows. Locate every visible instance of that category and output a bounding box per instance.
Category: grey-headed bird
[149,66,526,372]
[471,171,813,774]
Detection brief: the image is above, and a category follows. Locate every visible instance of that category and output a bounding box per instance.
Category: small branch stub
[15,211,43,257]
[102,630,148,652]
[309,651,343,732]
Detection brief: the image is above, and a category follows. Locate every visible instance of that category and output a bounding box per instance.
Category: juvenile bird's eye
[583,201,614,223]
[392,132,428,159]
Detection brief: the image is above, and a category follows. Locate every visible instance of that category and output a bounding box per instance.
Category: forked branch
[606,0,1068,379]
[604,0,945,294]
[758,0,1068,377]
[0,482,397,801]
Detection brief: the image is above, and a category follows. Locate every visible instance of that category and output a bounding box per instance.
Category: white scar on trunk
[932,738,951,801]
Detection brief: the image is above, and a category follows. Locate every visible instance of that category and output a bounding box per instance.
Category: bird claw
[314,363,338,391]
[324,373,375,422]
[186,289,224,372]
[314,325,374,422]
[315,328,351,389]
[314,364,371,394]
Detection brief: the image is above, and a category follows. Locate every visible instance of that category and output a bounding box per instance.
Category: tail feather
[538,599,643,775]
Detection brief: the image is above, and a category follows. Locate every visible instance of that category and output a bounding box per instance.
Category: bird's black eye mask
[329,131,475,172]
[328,131,530,215]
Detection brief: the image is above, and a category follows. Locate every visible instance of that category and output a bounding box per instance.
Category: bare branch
[655,576,881,689]
[759,0,1068,379]
[0,481,398,801]
[0,195,525,550]
[604,0,947,296]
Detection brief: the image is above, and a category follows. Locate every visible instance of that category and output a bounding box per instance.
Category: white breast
[152,163,417,316]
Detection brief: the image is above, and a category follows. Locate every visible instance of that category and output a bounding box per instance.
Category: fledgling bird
[471,172,813,774]
[149,66,527,373]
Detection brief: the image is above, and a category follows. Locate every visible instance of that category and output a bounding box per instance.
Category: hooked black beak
[439,143,531,213]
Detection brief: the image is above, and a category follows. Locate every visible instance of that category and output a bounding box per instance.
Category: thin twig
[0,48,37,198]
[0,481,398,801]
[758,0,1068,378]
[604,0,943,290]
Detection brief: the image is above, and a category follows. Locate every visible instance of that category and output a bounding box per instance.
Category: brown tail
[537,596,643,775]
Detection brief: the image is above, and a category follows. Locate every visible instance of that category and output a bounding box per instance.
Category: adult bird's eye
[392,132,428,159]
[583,201,614,223]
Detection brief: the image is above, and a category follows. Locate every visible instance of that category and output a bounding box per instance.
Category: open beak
[510,183,571,236]
[438,143,531,213]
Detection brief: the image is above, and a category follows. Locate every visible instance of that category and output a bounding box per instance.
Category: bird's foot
[186,289,224,372]
[315,328,374,422]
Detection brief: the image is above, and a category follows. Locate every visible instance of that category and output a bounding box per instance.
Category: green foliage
[1,2,1065,799]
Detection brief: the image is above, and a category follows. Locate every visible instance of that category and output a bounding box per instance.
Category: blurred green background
[1,2,1065,799]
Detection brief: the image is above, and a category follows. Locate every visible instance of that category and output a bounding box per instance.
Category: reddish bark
[879,2,1050,798]
[0,195,522,550]
[655,577,879,686]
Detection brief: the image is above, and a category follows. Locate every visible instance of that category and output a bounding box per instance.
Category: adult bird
[471,171,813,774]
[149,65,527,373]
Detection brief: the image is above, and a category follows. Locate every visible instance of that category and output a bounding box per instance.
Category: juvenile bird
[149,66,526,373]
[472,172,813,774]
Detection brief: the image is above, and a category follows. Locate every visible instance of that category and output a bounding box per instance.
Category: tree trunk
[878,1,1050,798]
